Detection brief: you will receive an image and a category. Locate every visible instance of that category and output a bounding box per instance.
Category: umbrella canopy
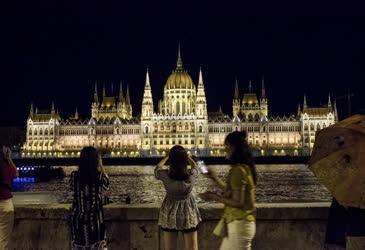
[309,114,365,208]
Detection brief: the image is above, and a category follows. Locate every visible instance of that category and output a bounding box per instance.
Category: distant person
[200,131,257,250]
[70,147,109,250]
[0,145,18,250]
[155,145,201,250]
[125,194,131,204]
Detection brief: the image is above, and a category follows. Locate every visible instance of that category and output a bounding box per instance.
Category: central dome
[165,46,195,90]
[166,70,194,89]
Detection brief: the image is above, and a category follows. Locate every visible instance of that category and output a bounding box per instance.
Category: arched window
[317,124,321,131]
[176,101,180,114]
[199,125,203,133]
[304,124,308,131]
[40,129,43,135]
[29,129,32,135]
[254,113,260,121]
[144,126,149,134]
[310,124,315,130]
[45,129,48,135]
[241,113,246,120]
[182,102,185,114]
[248,114,253,121]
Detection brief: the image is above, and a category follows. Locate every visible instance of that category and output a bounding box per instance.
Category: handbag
[213,218,228,238]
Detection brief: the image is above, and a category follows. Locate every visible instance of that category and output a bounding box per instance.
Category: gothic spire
[328,93,332,108]
[261,76,266,99]
[145,68,151,88]
[303,94,307,109]
[51,101,55,114]
[119,81,124,101]
[248,80,252,93]
[334,100,338,121]
[234,78,239,99]
[75,107,79,119]
[297,103,301,116]
[176,43,183,70]
[103,84,106,97]
[29,102,34,117]
[126,85,131,104]
[93,81,99,103]
[198,66,204,86]
[219,105,222,113]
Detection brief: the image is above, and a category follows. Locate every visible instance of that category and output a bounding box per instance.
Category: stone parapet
[11,202,330,249]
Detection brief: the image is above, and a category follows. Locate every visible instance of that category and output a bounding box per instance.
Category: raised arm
[6,148,18,177]
[157,156,169,168]
[206,167,226,190]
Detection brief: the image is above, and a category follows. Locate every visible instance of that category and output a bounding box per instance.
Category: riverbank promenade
[11,198,330,250]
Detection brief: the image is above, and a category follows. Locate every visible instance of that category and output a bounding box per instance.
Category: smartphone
[197,160,208,174]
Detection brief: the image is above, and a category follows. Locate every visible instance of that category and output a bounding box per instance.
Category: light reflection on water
[12,164,332,204]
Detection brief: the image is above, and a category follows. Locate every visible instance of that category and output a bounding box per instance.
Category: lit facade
[22,49,337,157]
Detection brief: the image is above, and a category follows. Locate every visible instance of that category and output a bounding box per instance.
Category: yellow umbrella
[308,114,365,208]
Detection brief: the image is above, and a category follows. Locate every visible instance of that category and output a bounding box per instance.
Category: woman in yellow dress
[200,131,257,250]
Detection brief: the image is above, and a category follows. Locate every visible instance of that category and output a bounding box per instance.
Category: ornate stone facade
[22,49,337,157]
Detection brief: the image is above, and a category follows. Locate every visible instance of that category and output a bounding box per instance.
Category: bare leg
[163,231,178,250]
[183,231,198,250]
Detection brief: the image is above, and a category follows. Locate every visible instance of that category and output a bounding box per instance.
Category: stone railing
[11,202,330,250]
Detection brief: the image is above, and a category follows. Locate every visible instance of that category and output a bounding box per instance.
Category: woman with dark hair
[155,145,201,250]
[200,131,257,250]
[0,145,18,250]
[71,147,109,250]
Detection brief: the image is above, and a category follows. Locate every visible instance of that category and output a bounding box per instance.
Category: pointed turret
[234,78,239,100]
[35,107,38,114]
[261,76,266,99]
[141,67,154,119]
[248,80,252,93]
[119,81,124,102]
[297,103,301,116]
[328,93,332,108]
[126,85,131,104]
[176,43,183,71]
[219,105,222,113]
[196,67,207,118]
[93,81,99,103]
[303,94,307,109]
[334,100,338,121]
[51,101,55,115]
[29,102,34,117]
[102,84,106,97]
[198,66,203,86]
[75,107,79,119]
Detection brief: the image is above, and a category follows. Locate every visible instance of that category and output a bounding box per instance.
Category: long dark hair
[168,145,190,181]
[224,131,257,185]
[77,146,101,187]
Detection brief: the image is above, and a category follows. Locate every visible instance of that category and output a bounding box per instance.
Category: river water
[12,164,332,204]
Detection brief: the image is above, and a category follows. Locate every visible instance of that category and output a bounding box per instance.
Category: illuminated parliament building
[22,49,337,157]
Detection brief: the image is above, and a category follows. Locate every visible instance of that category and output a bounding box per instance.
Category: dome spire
[176,43,183,70]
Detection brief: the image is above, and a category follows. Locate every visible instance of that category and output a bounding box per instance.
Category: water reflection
[11,164,332,204]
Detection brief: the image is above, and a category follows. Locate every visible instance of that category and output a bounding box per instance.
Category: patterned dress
[155,167,201,230]
[71,171,109,250]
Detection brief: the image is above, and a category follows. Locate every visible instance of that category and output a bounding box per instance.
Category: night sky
[1,2,365,126]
